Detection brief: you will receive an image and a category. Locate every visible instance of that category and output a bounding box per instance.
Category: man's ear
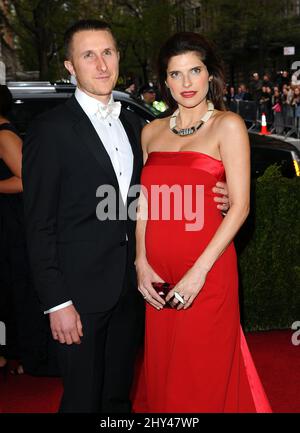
[64,60,75,77]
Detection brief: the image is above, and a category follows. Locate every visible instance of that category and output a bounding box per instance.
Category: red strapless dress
[132,151,272,413]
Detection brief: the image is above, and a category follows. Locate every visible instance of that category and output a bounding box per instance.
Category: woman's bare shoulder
[215,110,249,157]
[141,117,169,145]
[0,129,22,149]
[214,110,246,130]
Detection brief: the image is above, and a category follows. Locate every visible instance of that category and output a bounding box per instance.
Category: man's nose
[96,56,108,72]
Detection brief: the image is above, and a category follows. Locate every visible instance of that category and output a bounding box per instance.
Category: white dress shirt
[44,88,133,314]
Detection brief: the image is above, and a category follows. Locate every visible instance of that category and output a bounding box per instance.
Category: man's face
[143,91,156,104]
[64,29,120,104]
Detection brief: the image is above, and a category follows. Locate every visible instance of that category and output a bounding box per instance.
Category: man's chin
[93,89,114,96]
[91,84,117,96]
[80,86,114,100]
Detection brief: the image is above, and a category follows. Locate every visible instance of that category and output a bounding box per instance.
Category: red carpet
[0,329,299,413]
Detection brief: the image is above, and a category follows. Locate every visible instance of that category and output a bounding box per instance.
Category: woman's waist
[145,214,223,242]
[146,198,223,226]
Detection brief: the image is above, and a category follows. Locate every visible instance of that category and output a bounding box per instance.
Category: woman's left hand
[165,266,208,310]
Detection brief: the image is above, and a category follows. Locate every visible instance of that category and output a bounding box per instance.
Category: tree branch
[11,1,37,35]
[116,0,142,19]
[131,39,147,68]
[0,3,29,39]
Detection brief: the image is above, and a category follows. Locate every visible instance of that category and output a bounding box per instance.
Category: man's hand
[212,181,230,213]
[49,304,83,345]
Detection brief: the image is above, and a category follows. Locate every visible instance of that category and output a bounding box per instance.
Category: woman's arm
[194,112,250,271]
[167,112,250,309]
[0,130,23,193]
[135,122,152,265]
[135,121,166,309]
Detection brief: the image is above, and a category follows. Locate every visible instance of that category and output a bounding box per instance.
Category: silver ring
[143,294,147,299]
[174,291,185,304]
[180,293,188,304]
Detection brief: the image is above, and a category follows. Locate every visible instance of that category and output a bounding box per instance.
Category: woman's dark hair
[0,85,13,116]
[64,19,117,60]
[158,32,226,112]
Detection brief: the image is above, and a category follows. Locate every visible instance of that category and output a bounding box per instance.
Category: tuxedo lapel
[119,109,139,190]
[66,96,119,190]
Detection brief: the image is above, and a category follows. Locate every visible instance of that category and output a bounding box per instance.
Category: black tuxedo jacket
[22,95,144,313]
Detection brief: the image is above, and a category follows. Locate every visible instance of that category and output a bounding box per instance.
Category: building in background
[0,0,21,81]
[173,0,300,32]
[171,0,300,86]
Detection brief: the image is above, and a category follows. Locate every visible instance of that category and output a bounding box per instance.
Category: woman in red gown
[133,32,272,413]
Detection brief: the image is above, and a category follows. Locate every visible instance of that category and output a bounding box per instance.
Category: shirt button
[116,147,118,151]
[119,172,122,176]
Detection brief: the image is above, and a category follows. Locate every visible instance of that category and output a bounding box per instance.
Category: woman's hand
[135,258,166,310]
[165,266,208,310]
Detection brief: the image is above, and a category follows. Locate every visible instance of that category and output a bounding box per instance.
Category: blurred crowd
[223,70,300,135]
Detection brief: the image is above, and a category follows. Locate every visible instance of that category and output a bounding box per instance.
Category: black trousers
[56,269,145,413]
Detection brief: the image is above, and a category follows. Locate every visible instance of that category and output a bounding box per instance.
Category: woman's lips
[180,91,197,98]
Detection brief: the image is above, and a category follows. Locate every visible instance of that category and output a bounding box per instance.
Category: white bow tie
[97,101,121,120]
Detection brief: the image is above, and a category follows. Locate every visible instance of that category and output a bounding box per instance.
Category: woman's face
[166,51,211,108]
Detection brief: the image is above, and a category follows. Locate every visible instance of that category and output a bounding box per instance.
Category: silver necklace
[169,100,215,137]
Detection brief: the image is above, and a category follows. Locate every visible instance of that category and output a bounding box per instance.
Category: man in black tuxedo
[22,19,229,413]
[22,20,148,413]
